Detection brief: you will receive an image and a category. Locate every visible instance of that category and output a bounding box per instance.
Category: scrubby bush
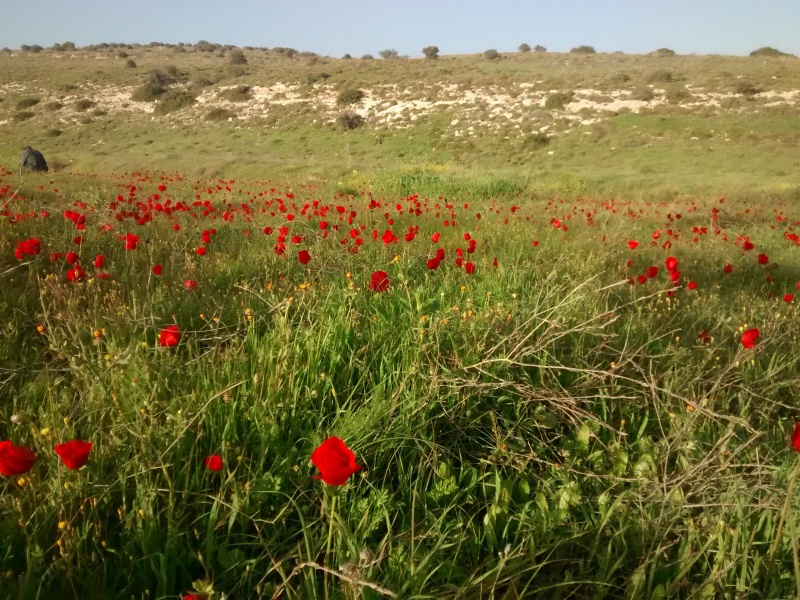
[379,49,399,59]
[131,82,166,102]
[305,72,331,85]
[205,107,235,121]
[518,43,531,53]
[647,69,678,84]
[117,50,129,59]
[45,128,62,137]
[342,53,352,59]
[522,132,550,150]
[13,111,35,122]
[665,85,692,104]
[337,88,365,106]
[750,46,793,58]
[484,49,500,60]
[360,54,374,60]
[43,101,63,111]
[422,46,440,60]
[218,85,252,102]
[196,40,219,53]
[633,87,656,102]
[608,72,631,85]
[653,48,676,56]
[733,81,762,96]
[154,89,196,115]
[534,45,547,53]
[74,98,95,111]
[335,111,364,131]
[544,91,574,110]
[570,45,596,54]
[125,59,137,68]
[16,97,40,110]
[228,49,247,65]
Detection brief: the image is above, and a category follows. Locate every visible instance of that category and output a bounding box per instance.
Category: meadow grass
[1,46,800,599]
[1,167,800,599]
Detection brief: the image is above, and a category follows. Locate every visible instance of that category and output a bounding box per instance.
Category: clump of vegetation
[42,101,63,111]
[218,85,252,103]
[337,88,365,106]
[13,111,35,122]
[750,46,794,58]
[153,90,196,115]
[570,45,597,54]
[16,97,40,110]
[342,53,352,59]
[608,72,631,85]
[518,43,531,53]
[228,49,247,65]
[522,132,550,150]
[647,69,678,83]
[131,82,166,102]
[205,107,235,121]
[45,128,62,137]
[116,50,129,59]
[125,58,137,68]
[74,98,95,111]
[544,91,574,110]
[360,54,374,61]
[665,85,692,104]
[733,81,762,96]
[195,40,220,53]
[484,49,500,60]
[653,47,676,56]
[422,46,440,60]
[379,49,399,59]
[534,45,547,53]
[305,72,330,85]
[335,110,364,130]
[633,86,656,102]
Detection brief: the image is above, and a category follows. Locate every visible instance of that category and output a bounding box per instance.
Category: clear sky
[1,0,798,57]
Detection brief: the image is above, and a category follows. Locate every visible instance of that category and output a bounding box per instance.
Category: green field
[1,44,800,599]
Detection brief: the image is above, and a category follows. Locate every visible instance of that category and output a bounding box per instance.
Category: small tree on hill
[484,49,500,60]
[750,46,793,58]
[534,45,547,53]
[422,46,439,60]
[571,45,596,54]
[379,49,399,59]
[518,43,531,53]
[228,49,247,65]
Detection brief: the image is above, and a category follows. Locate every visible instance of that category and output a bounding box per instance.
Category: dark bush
[518,43,531,53]
[342,53,352,59]
[131,82,166,102]
[379,49,399,59]
[534,45,547,53]
[733,81,762,96]
[570,45,596,54]
[154,89,196,115]
[633,87,655,102]
[306,72,331,85]
[544,91,574,110]
[117,50,129,59]
[522,132,550,150]
[484,49,500,60]
[653,48,676,56]
[337,88,365,106]
[218,85,252,102]
[43,101,63,111]
[647,69,678,83]
[228,49,247,65]
[665,85,692,104]
[74,98,95,111]
[360,54,374,60]
[13,111,35,122]
[422,46,439,60]
[750,46,794,58]
[205,108,235,121]
[125,59,137,68]
[335,111,364,131]
[16,97,40,109]
[45,128,62,137]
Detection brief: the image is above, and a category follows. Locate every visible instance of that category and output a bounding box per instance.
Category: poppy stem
[324,491,337,600]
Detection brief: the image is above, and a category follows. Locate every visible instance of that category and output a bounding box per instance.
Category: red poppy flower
[370,271,390,292]
[687,281,697,290]
[204,455,223,472]
[123,233,139,251]
[636,275,647,284]
[0,441,36,476]
[724,264,732,273]
[158,325,181,347]
[311,436,363,486]
[67,265,86,282]
[665,256,678,272]
[784,293,795,303]
[298,250,311,265]
[757,253,769,265]
[431,232,440,243]
[202,230,212,244]
[152,264,163,275]
[646,266,659,278]
[184,279,197,290]
[66,251,79,265]
[743,240,754,251]
[195,247,207,256]
[697,330,710,344]
[14,238,41,259]
[93,254,104,269]
[427,258,440,270]
[792,423,800,452]
[741,328,759,349]
[54,440,93,470]
[465,262,476,275]
[627,240,639,250]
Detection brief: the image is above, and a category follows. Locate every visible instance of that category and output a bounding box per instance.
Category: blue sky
[1,0,798,57]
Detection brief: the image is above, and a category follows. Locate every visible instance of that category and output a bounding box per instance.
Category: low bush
[335,111,364,130]
[337,88,365,106]
[153,90,197,115]
[218,85,252,102]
